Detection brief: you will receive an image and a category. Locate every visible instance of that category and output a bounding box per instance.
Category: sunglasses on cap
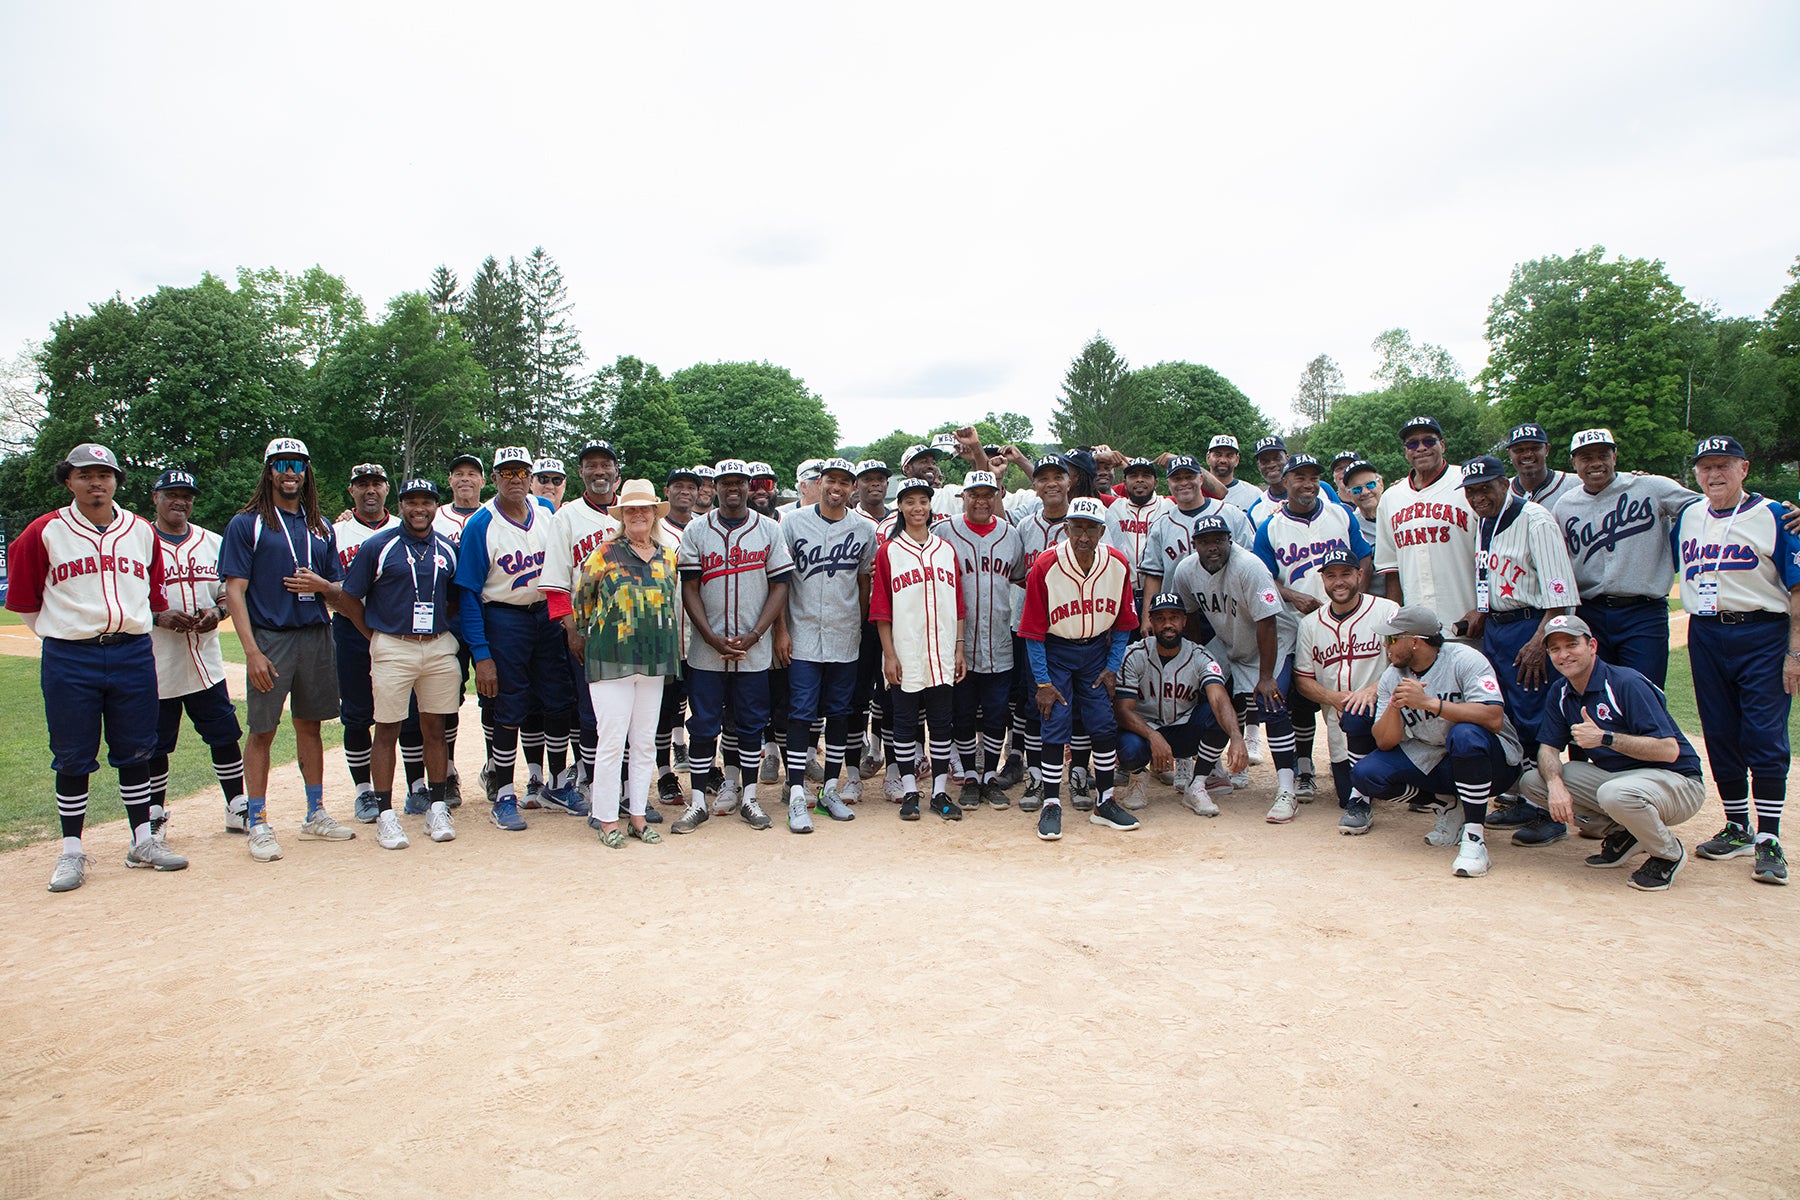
[494,465,530,480]
[1404,436,1440,451]
[1348,480,1381,495]
[269,458,308,474]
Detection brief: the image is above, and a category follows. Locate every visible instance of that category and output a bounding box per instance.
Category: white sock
[1463,823,1485,840]
[692,786,706,807]
[789,785,806,803]
[149,803,166,821]
[528,765,543,784]
[886,763,900,783]
[933,773,948,795]
[62,835,82,855]
[901,774,918,794]
[743,784,757,804]
[498,784,516,801]
[132,821,152,847]
[847,764,862,782]
[1277,768,1295,791]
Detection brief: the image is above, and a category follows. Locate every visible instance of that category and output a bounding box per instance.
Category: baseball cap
[1569,428,1616,453]
[1343,459,1380,480]
[1400,416,1443,439]
[493,446,533,470]
[1032,453,1069,477]
[961,470,999,491]
[1541,613,1593,641]
[1147,592,1186,614]
[1457,456,1507,488]
[1122,456,1157,474]
[746,461,776,480]
[264,437,310,461]
[854,459,891,477]
[1208,435,1239,452]
[1376,605,1445,638]
[713,458,751,479]
[899,444,937,468]
[1192,514,1231,538]
[795,458,826,483]
[1508,423,1549,446]
[1329,450,1361,467]
[1066,497,1107,524]
[153,468,197,492]
[1282,453,1323,478]
[448,453,484,473]
[398,478,440,501]
[930,432,959,454]
[1253,435,1286,458]
[1691,435,1747,464]
[817,457,858,479]
[895,477,935,500]
[1165,454,1202,478]
[665,466,701,486]
[1318,548,1357,571]
[693,464,717,480]
[349,462,387,482]
[531,458,566,478]
[56,443,125,485]
[1063,448,1098,478]
[577,439,622,462]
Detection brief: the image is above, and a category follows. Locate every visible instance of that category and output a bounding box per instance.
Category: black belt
[1488,607,1544,627]
[491,601,548,614]
[66,632,146,647]
[1695,611,1786,626]
[1047,633,1106,647]
[1584,595,1664,609]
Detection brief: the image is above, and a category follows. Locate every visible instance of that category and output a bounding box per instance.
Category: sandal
[628,822,662,844]
[597,826,626,849]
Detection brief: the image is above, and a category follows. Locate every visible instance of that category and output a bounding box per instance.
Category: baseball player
[653,467,701,803]
[1293,549,1400,834]
[1114,594,1248,815]
[531,457,568,507]
[1008,454,1076,809]
[1341,460,1386,597]
[454,446,581,831]
[430,451,488,804]
[8,444,186,891]
[941,469,1027,810]
[746,460,782,519]
[693,464,716,514]
[336,479,462,849]
[1138,455,1253,600]
[871,477,968,821]
[1170,515,1303,822]
[671,459,795,834]
[1018,496,1138,840]
[853,458,892,527]
[1505,423,1574,506]
[1373,416,1480,639]
[1517,614,1705,891]
[1329,450,1361,496]
[775,457,877,831]
[145,469,247,844]
[333,463,399,822]
[1105,457,1173,597]
[776,459,825,519]
[221,437,356,862]
[1351,605,1525,878]
[1206,435,1267,511]
[1457,454,1581,848]
[1673,435,1800,885]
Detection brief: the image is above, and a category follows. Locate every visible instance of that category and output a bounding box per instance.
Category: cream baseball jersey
[452,502,550,607]
[1296,594,1399,695]
[334,512,399,574]
[1252,501,1374,603]
[1672,493,1800,615]
[1119,639,1227,730]
[938,515,1025,674]
[6,503,168,640]
[150,523,229,696]
[431,503,484,546]
[1140,501,1252,583]
[1475,496,1579,613]
[1373,462,1478,627]
[1105,495,1173,576]
[677,510,795,673]
[1017,540,1139,642]
[868,530,964,691]
[1169,544,1294,691]
[539,495,621,608]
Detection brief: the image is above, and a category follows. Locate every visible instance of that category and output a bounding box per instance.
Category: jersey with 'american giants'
[1119,638,1227,729]
[677,510,795,673]
[1373,461,1477,629]
[869,530,964,691]
[6,503,168,640]
[939,515,1026,674]
[1018,541,1139,643]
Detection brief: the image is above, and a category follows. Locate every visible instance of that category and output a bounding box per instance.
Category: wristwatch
[1601,732,1614,748]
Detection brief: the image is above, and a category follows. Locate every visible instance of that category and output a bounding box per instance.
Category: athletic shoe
[958,780,983,811]
[1121,776,1149,811]
[426,802,456,842]
[713,777,742,816]
[353,787,379,824]
[739,797,772,830]
[1425,805,1463,847]
[899,793,921,821]
[1203,772,1234,796]
[642,805,663,824]
[225,795,249,833]
[1070,766,1094,811]
[657,773,684,804]
[1245,725,1265,764]
[1090,798,1139,831]
[1754,838,1789,886]
[248,822,282,862]
[672,745,690,773]
[1182,780,1219,817]
[1019,776,1044,813]
[805,750,825,784]
[1228,771,1251,791]
[540,784,591,817]
[840,777,863,803]
[787,794,814,834]
[1485,798,1538,829]
[883,774,906,801]
[1339,798,1372,835]
[816,784,856,822]
[125,839,189,871]
[671,803,709,834]
[1171,758,1195,791]
[1512,817,1567,847]
[1585,828,1640,868]
[759,745,781,784]
[48,851,88,893]
[1295,771,1316,803]
[149,815,169,848]
[1452,829,1490,878]
[300,811,356,840]
[488,799,528,832]
[403,787,431,816]
[995,755,1024,790]
[859,750,883,779]
[1037,804,1062,841]
[982,782,1011,810]
[519,779,545,810]
[1696,823,1756,860]
[1265,788,1299,824]
[479,762,499,805]
[444,773,463,809]
[375,810,409,850]
[932,793,963,821]
[1627,843,1684,892]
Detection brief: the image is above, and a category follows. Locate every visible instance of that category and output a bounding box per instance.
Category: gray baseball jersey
[1511,469,1575,507]
[939,515,1026,674]
[1375,641,1523,772]
[781,505,877,663]
[1120,638,1228,730]
[1221,478,1264,510]
[1170,544,1296,692]
[677,510,795,672]
[1139,500,1253,584]
[1551,471,1696,599]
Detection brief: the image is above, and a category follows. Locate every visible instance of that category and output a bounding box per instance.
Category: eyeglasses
[533,475,563,484]
[1383,634,1410,646]
[269,459,308,474]
[1348,481,1381,495]
[494,466,529,480]
[1404,436,1440,451]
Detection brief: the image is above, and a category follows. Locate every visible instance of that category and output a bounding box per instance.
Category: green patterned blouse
[570,539,683,681]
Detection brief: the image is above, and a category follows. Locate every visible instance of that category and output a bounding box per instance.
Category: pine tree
[520,247,586,455]
[461,256,529,442]
[427,266,462,319]
[1050,334,1142,448]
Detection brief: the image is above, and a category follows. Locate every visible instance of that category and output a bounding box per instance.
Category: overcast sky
[2,1,1795,449]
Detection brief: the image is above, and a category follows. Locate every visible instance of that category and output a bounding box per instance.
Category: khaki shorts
[370,632,463,724]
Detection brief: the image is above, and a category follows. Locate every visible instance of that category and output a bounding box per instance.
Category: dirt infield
[2,725,1794,1199]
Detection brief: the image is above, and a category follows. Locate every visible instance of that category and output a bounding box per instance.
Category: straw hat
[612,478,669,518]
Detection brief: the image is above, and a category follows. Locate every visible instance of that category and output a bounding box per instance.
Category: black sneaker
[899,793,921,821]
[1037,803,1062,841]
[1512,816,1567,847]
[1070,767,1094,812]
[995,755,1024,790]
[1627,844,1685,892]
[1339,798,1372,835]
[932,793,963,821]
[1089,798,1139,831]
[958,780,982,811]
[1584,828,1640,868]
[1485,798,1539,828]
[1754,838,1789,885]
[982,781,1011,810]
[1696,823,1756,860]
[657,773,684,804]
[1019,776,1044,813]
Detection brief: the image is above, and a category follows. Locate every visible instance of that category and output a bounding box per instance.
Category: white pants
[590,674,665,822]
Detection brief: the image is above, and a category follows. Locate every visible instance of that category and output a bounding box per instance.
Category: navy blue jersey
[341,525,460,637]
[1541,659,1702,778]
[220,507,342,629]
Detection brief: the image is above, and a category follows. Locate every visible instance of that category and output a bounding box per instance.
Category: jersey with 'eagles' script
[782,505,878,663]
[1552,472,1695,599]
[1119,638,1227,729]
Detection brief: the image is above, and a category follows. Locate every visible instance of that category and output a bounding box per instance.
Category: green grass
[1661,643,1800,748]
[0,656,343,851]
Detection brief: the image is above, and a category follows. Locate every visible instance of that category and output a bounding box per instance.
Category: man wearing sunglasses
[530,458,568,508]
[1342,461,1387,598]
[1373,416,1481,644]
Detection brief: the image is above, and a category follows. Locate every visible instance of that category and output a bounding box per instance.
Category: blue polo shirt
[220,507,342,630]
[341,525,460,636]
[1541,659,1702,778]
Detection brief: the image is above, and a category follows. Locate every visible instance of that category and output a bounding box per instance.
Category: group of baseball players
[11,416,1796,895]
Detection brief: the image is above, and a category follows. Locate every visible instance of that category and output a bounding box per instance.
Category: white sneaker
[1182,779,1219,817]
[1121,775,1149,811]
[224,795,249,834]
[1171,757,1195,791]
[1245,726,1265,764]
[840,777,863,803]
[376,810,409,850]
[1453,828,1490,877]
[1266,788,1299,824]
[1425,804,1463,847]
[299,811,355,840]
[883,773,905,801]
[1229,771,1251,791]
[1204,771,1234,795]
[426,801,456,842]
[248,822,283,862]
[712,778,742,816]
[759,745,782,784]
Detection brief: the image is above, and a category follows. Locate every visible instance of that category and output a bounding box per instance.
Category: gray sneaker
[353,787,379,824]
[48,851,88,893]
[375,810,409,850]
[787,794,814,834]
[248,822,283,862]
[671,803,710,834]
[816,784,856,822]
[759,746,782,784]
[1070,766,1094,811]
[741,796,773,831]
[425,802,456,843]
[125,840,189,871]
[1425,804,1463,847]
[300,811,356,841]
[713,778,742,816]
[805,750,825,783]
[1296,772,1316,803]
[1339,798,1373,835]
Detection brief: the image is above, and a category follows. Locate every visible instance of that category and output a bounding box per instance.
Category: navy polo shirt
[220,507,342,630]
[341,526,460,636]
[1541,659,1702,778]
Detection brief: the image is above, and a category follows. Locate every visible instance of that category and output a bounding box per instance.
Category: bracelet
[1787,651,1800,661]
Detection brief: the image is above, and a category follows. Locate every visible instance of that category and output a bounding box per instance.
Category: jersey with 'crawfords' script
[1552,473,1694,599]
[6,503,169,640]
[1252,500,1373,603]
[1119,638,1226,729]
[1671,493,1800,615]
[1105,496,1173,579]
[939,516,1026,674]
[782,505,878,663]
[1373,462,1477,628]
[1296,594,1398,696]
[539,495,621,619]
[454,502,550,608]
[1169,544,1294,692]
[151,524,228,696]
[678,510,794,673]
[1018,541,1139,643]
[869,530,964,691]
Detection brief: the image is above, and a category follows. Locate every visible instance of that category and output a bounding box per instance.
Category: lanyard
[1700,496,1749,575]
[1476,496,1525,582]
[277,508,311,575]
[403,535,440,603]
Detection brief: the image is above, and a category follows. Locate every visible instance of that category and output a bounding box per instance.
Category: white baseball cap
[1208,435,1239,452]
[531,457,567,477]
[493,446,533,469]
[962,470,999,491]
[264,437,310,461]
[1067,497,1108,524]
[1569,428,1616,452]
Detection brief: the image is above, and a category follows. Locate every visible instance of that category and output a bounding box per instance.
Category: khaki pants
[1518,761,1705,860]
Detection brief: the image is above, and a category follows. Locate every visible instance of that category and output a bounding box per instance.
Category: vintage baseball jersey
[782,505,878,663]
[219,506,341,630]
[432,503,485,546]
[1671,493,1800,615]
[1105,495,1174,576]
[1221,477,1264,511]
[1018,541,1139,642]
[1511,469,1575,507]
[1552,472,1695,599]
[6,503,169,640]
[1252,500,1374,604]
[868,530,964,692]
[1373,462,1478,627]
[1476,495,1579,613]
[1119,638,1227,730]
[539,495,621,612]
[1140,500,1253,584]
[150,523,229,696]
[1296,594,1399,696]
[1246,481,1351,531]
[1169,544,1295,692]
[677,510,795,673]
[453,501,550,608]
[334,512,399,574]
[1375,641,1523,772]
[939,515,1026,674]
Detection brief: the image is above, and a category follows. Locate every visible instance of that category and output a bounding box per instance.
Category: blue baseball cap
[153,469,198,492]
[1192,514,1231,538]
[1032,454,1069,477]
[1318,548,1357,571]
[1282,453,1324,478]
[399,478,440,500]
[1253,436,1286,458]
[1508,423,1549,446]
[1165,454,1202,478]
[1691,435,1747,463]
[1147,592,1186,614]
[1458,456,1508,488]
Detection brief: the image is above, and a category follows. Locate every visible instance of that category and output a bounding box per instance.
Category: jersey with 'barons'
[1373,462,1478,628]
[151,524,229,696]
[677,510,795,673]
[869,530,964,692]
[1672,493,1800,615]
[5,503,169,640]
[1105,496,1173,580]
[938,516,1025,674]
[1296,594,1399,695]
[1140,500,1252,583]
[1018,541,1139,643]
[1119,638,1226,729]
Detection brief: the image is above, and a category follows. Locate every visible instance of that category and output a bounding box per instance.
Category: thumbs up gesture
[1570,705,1606,750]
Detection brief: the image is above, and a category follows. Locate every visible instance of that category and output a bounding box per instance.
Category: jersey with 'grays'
[781,504,878,663]
[939,515,1026,674]
[1375,640,1522,772]
[677,510,795,673]
[1169,544,1296,692]
[1139,500,1252,584]
[1119,638,1227,729]
[1551,471,1695,599]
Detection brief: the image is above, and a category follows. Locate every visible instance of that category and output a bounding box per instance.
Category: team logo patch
[1595,703,1612,722]
[1259,589,1278,605]
[1549,577,1568,598]
[1479,676,1500,694]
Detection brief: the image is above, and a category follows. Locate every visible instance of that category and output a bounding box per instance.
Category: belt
[1488,607,1544,627]
[1584,595,1664,609]
[491,601,548,614]
[1047,633,1105,647]
[67,632,146,647]
[1696,611,1786,626]
[383,632,446,642]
